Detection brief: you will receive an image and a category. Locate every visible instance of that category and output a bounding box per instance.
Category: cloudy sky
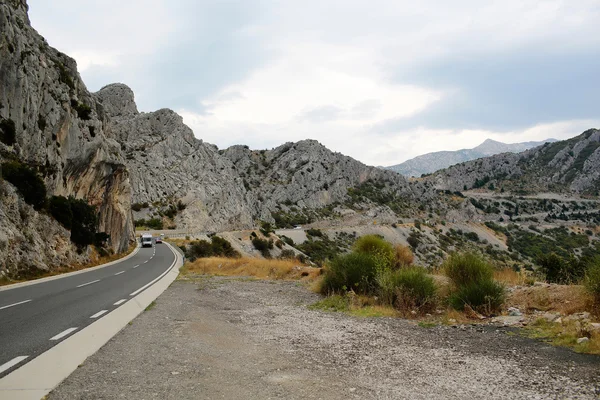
[28,0,600,166]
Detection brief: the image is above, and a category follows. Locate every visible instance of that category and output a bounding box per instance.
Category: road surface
[0,242,175,378]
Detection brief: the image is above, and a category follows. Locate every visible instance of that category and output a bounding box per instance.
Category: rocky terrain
[387,138,554,177]
[49,279,600,399]
[0,0,134,277]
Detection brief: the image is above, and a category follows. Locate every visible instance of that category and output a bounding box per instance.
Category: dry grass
[0,243,137,287]
[508,284,590,315]
[494,268,534,286]
[394,245,414,267]
[180,257,321,281]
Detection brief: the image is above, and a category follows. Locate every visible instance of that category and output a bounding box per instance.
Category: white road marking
[143,260,148,264]
[50,327,78,341]
[130,263,173,297]
[76,279,100,288]
[133,265,139,269]
[0,356,29,374]
[0,299,32,311]
[113,299,127,306]
[90,310,108,319]
[114,271,125,276]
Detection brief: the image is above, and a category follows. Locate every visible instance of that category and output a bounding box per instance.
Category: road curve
[0,242,175,378]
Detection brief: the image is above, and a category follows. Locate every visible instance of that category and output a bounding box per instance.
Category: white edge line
[114,271,125,276]
[0,244,141,292]
[133,265,139,269]
[129,261,174,297]
[76,279,100,288]
[49,327,78,341]
[113,299,127,306]
[0,299,32,311]
[0,242,183,399]
[0,356,28,374]
[90,310,108,319]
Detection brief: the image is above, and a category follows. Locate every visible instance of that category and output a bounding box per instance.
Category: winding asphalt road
[0,241,176,378]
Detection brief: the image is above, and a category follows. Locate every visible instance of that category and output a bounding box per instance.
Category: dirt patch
[50,278,600,399]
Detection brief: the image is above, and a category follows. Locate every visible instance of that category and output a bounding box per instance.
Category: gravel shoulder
[50,277,600,399]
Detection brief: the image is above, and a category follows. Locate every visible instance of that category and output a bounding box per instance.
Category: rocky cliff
[427,129,600,195]
[96,82,423,231]
[0,0,134,266]
[387,138,555,177]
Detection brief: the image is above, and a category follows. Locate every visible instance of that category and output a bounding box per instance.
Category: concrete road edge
[0,242,183,400]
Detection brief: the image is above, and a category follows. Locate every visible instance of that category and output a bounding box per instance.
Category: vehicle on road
[141,233,153,247]
[155,236,163,244]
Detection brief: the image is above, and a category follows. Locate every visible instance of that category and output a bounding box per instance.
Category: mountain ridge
[386,138,556,177]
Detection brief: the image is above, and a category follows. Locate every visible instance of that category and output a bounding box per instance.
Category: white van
[141,234,153,248]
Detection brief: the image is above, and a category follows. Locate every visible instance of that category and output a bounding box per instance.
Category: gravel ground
[50,277,600,399]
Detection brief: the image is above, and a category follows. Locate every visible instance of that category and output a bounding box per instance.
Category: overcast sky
[28,0,600,166]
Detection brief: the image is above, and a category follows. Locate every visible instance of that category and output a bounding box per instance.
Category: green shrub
[259,221,273,236]
[443,252,493,287]
[71,101,92,120]
[252,237,273,258]
[131,202,143,212]
[306,228,323,237]
[0,118,16,146]
[584,261,600,305]
[147,218,163,229]
[321,252,378,295]
[49,195,73,229]
[390,267,437,312]
[353,235,394,269]
[69,197,99,248]
[280,249,295,259]
[211,236,240,258]
[188,240,213,260]
[537,253,585,284]
[1,161,47,210]
[281,235,294,246]
[448,280,505,315]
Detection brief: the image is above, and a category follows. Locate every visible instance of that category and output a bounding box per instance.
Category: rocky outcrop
[96,84,255,232]
[387,138,554,177]
[0,0,134,256]
[0,181,86,279]
[427,129,600,195]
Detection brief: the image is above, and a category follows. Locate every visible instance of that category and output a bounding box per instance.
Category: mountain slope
[426,129,600,195]
[387,138,555,177]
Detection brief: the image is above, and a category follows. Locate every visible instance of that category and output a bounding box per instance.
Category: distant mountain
[427,129,600,195]
[386,138,556,177]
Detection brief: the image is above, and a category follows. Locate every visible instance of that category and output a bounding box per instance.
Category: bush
[391,267,437,312]
[407,232,421,249]
[1,161,47,210]
[537,253,585,284]
[280,249,295,259]
[131,202,143,212]
[584,261,600,305]
[252,237,273,258]
[146,218,163,230]
[443,252,493,287]
[49,195,73,229]
[353,235,394,269]
[394,244,414,268]
[259,221,274,236]
[448,280,505,315]
[0,118,16,146]
[321,252,378,295]
[69,197,99,248]
[188,240,213,260]
[306,228,323,237]
[211,236,240,258]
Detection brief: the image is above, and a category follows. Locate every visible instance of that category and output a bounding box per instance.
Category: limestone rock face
[96,85,256,232]
[0,0,134,255]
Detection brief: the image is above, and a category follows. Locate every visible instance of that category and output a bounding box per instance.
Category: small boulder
[576,337,590,344]
[508,307,522,316]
